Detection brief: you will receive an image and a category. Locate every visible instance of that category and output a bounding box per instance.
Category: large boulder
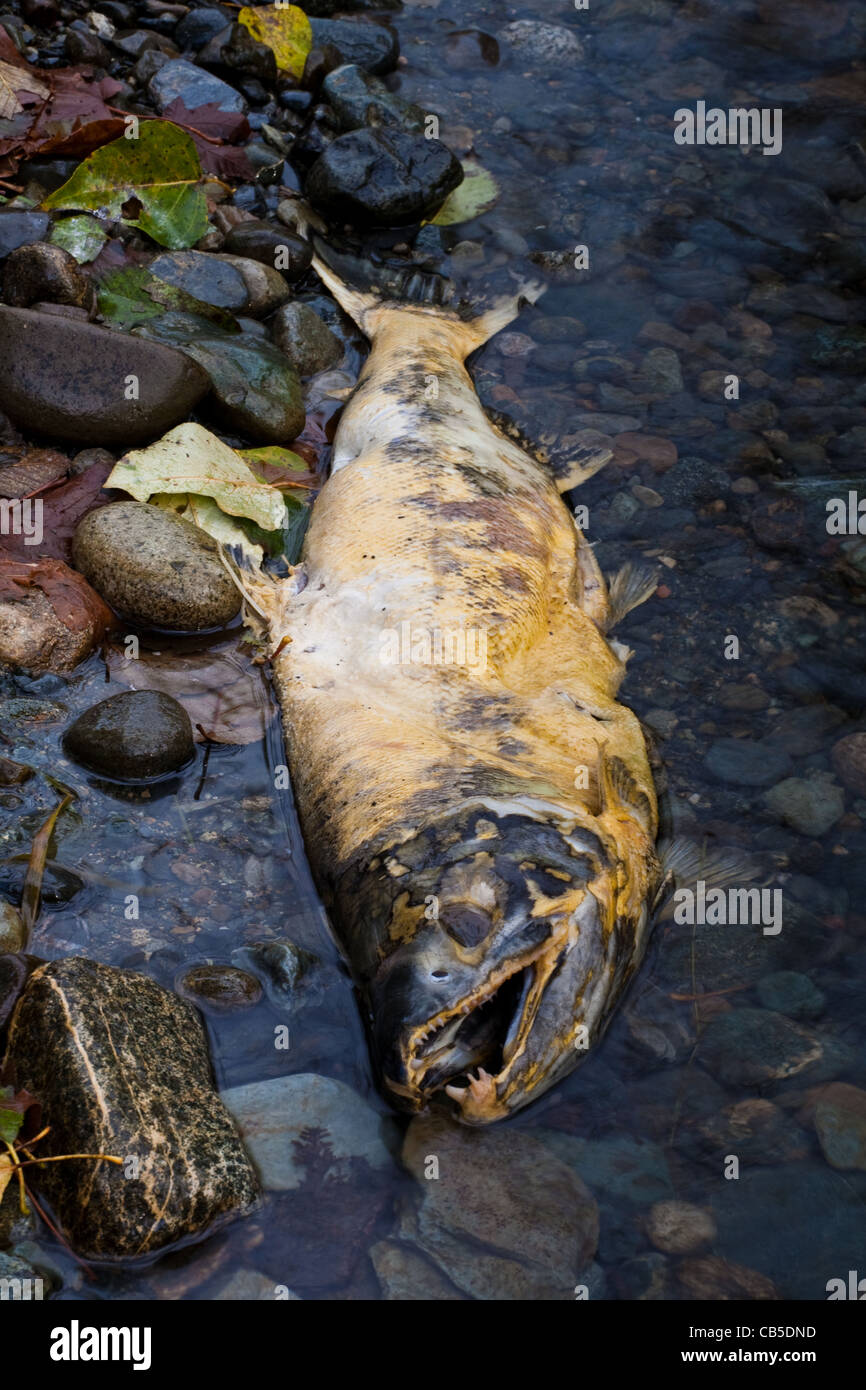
[3,958,260,1260]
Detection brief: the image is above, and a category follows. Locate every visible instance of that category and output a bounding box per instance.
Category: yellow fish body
[240,258,660,1124]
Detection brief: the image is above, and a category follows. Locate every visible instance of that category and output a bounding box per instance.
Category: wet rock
[0,307,210,446]
[763,772,845,837]
[540,1131,673,1206]
[221,1073,395,1191]
[0,210,50,260]
[677,1257,779,1301]
[222,221,312,281]
[150,250,250,312]
[306,127,462,226]
[213,1269,300,1300]
[63,690,195,782]
[73,501,241,632]
[144,323,305,443]
[149,58,246,115]
[695,1098,809,1167]
[3,242,93,310]
[0,953,28,1029]
[764,703,846,756]
[635,346,684,396]
[213,253,290,316]
[646,1201,716,1255]
[66,25,112,66]
[178,964,262,1013]
[757,971,825,1020]
[309,17,399,74]
[709,1164,865,1300]
[370,1240,465,1300]
[3,957,260,1260]
[704,738,792,787]
[614,1251,671,1300]
[814,1083,866,1171]
[232,939,315,1005]
[175,7,230,50]
[0,900,25,953]
[0,560,113,676]
[500,19,584,65]
[270,302,342,376]
[831,731,866,795]
[322,63,424,133]
[218,21,277,85]
[402,1113,599,1300]
[697,1008,850,1088]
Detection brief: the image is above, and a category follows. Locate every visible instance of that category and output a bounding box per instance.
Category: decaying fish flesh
[233,254,661,1124]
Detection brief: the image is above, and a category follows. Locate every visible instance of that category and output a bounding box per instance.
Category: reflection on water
[3,0,866,1300]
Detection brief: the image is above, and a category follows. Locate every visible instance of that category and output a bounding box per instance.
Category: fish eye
[431,969,449,980]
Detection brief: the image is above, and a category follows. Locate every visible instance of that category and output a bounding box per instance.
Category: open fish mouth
[402,940,563,1122]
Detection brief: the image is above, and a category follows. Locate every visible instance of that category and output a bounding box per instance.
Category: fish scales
[242,261,660,1124]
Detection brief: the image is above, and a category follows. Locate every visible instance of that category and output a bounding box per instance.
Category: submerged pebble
[178,965,262,1013]
[63,690,195,782]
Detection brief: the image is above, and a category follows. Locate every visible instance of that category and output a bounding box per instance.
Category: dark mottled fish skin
[237,256,660,1123]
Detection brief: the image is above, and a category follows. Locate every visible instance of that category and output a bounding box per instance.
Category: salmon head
[335,800,658,1125]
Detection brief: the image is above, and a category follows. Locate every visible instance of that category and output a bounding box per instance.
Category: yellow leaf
[0,1150,15,1204]
[238,5,313,80]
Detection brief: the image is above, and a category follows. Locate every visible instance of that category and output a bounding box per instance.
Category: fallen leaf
[106,422,289,532]
[50,214,108,263]
[0,554,114,635]
[152,491,265,566]
[161,100,255,181]
[21,791,74,936]
[431,158,499,226]
[0,449,68,499]
[238,4,313,80]
[107,644,274,745]
[0,457,114,561]
[238,445,315,490]
[0,57,48,119]
[43,122,209,251]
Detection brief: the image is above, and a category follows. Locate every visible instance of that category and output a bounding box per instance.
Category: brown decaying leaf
[20,791,74,936]
[0,57,48,119]
[0,554,114,635]
[107,643,275,746]
[0,449,68,499]
[0,457,114,561]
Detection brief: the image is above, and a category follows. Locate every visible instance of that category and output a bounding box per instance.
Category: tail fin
[310,235,545,352]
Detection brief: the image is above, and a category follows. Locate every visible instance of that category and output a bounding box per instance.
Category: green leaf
[97,265,241,332]
[0,1085,28,1146]
[107,423,289,532]
[431,158,500,226]
[50,214,107,263]
[238,445,310,480]
[42,122,209,250]
[238,4,313,80]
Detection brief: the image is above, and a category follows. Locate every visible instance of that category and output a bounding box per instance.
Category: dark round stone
[305,127,463,227]
[222,221,312,280]
[62,691,195,783]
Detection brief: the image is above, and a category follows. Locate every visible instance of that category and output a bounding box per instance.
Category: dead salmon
[233,253,662,1124]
